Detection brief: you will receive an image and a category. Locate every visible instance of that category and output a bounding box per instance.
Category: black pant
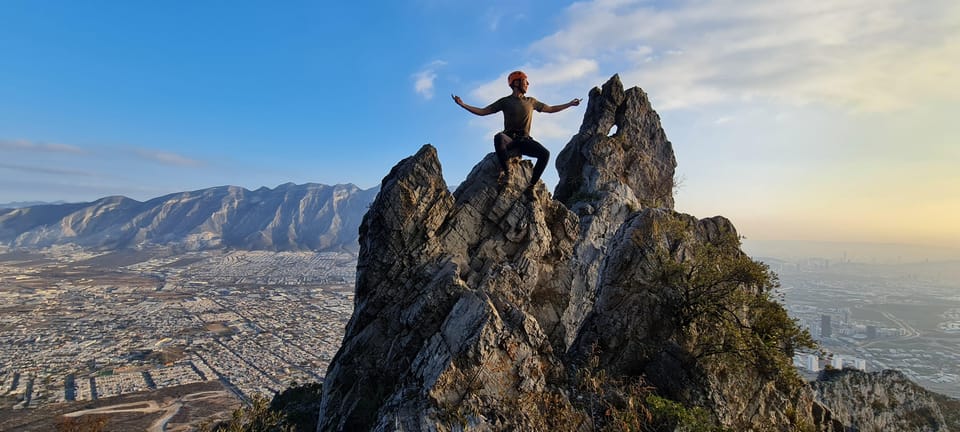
[494,132,550,186]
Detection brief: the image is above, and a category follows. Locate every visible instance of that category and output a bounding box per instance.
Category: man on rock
[452,70,581,197]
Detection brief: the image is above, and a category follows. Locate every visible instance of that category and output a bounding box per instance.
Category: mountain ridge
[0,182,378,252]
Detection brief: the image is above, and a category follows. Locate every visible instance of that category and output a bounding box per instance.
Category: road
[857,306,921,348]
[63,390,230,432]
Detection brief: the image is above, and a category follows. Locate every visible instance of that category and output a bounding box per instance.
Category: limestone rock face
[555,73,676,210]
[318,75,932,431]
[317,145,579,431]
[812,369,958,432]
[554,75,679,346]
[568,209,838,431]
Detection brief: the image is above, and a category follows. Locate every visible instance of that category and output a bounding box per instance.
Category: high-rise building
[831,355,844,369]
[806,354,820,372]
[821,314,832,338]
[793,353,820,372]
[853,358,867,371]
[866,325,877,339]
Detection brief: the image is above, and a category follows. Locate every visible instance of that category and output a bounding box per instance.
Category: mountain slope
[813,369,958,432]
[0,183,377,252]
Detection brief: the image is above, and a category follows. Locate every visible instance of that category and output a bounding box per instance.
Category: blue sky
[2,0,959,250]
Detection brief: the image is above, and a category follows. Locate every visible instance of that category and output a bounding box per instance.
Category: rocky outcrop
[318,145,578,431]
[813,369,958,432]
[568,208,839,430]
[555,74,679,346]
[555,74,676,211]
[0,183,377,252]
[318,75,843,431]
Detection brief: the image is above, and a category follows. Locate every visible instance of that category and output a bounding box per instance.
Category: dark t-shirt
[485,95,546,136]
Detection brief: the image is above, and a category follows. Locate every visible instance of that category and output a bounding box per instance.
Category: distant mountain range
[0,183,378,252]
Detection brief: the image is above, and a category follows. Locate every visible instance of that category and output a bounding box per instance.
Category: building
[821,314,832,338]
[853,358,867,371]
[794,353,820,372]
[866,325,877,339]
[831,355,844,369]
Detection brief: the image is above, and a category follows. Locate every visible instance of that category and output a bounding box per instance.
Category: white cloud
[1,138,204,168]
[133,149,203,167]
[471,59,600,103]
[457,59,598,149]
[447,0,960,246]
[413,60,448,99]
[530,111,580,141]
[526,0,960,112]
[0,163,101,177]
[0,139,87,154]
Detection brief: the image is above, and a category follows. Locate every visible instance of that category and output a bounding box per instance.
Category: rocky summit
[316,75,955,431]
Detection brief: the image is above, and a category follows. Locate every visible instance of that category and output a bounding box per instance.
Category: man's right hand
[451,94,463,106]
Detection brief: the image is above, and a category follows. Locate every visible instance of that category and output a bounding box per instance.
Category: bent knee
[494,133,510,148]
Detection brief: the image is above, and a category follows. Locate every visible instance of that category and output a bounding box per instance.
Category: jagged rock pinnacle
[318,144,579,431]
[555,74,677,210]
[553,75,679,347]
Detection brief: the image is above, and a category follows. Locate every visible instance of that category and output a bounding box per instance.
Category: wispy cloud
[524,0,960,112]
[461,59,598,144]
[132,148,203,167]
[0,163,103,177]
[413,60,448,100]
[0,138,88,154]
[713,116,735,125]
[1,138,204,168]
[472,59,600,103]
[0,179,166,202]
[486,11,504,31]
[484,9,526,31]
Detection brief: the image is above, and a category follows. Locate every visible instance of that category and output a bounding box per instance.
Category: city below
[771,257,960,397]
[0,245,957,429]
[0,245,354,430]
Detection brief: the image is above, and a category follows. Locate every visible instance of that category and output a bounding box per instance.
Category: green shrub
[644,220,817,390]
[645,394,722,432]
[200,394,289,432]
[200,382,322,432]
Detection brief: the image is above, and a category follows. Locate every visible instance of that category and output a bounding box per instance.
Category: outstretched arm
[452,94,495,116]
[541,98,582,113]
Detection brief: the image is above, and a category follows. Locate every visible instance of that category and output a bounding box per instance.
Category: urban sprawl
[2,247,958,414]
[0,247,353,409]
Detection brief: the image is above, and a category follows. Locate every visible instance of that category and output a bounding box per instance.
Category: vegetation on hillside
[645,220,817,390]
[200,382,323,432]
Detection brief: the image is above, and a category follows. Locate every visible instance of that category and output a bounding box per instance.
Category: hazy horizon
[743,239,960,264]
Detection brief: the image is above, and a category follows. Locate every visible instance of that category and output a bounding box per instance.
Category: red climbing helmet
[507,70,528,86]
